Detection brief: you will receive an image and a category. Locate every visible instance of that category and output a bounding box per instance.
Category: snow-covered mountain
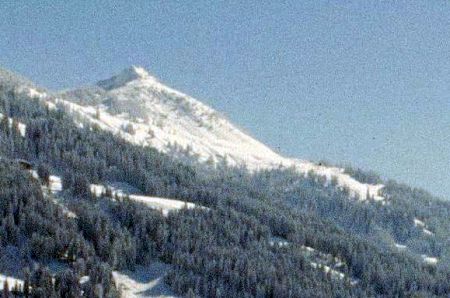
[2,65,450,298]
[22,66,384,201]
[59,66,284,168]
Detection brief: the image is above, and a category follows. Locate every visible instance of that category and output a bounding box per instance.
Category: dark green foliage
[36,163,50,186]
[0,160,118,297]
[343,166,383,185]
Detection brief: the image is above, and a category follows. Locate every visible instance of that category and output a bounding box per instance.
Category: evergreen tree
[2,280,9,298]
[37,163,51,186]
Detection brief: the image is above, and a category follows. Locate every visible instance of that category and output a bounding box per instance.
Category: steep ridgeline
[54,66,384,202]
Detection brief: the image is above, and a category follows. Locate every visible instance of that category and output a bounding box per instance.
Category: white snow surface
[32,172,76,218]
[34,172,202,218]
[423,228,434,236]
[269,237,354,284]
[127,195,199,216]
[48,175,63,193]
[269,237,289,247]
[79,275,90,285]
[421,255,438,265]
[414,218,426,228]
[113,262,177,298]
[394,243,407,250]
[0,113,26,137]
[414,218,434,236]
[310,262,358,285]
[90,183,204,216]
[0,274,24,291]
[24,66,384,202]
[310,262,345,279]
[27,88,47,99]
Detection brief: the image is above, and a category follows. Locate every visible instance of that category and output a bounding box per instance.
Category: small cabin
[16,159,33,170]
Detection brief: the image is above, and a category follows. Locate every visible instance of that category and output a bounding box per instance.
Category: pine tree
[366,187,371,200]
[2,280,9,298]
[23,268,30,298]
[186,288,196,298]
[11,281,20,296]
[37,163,51,186]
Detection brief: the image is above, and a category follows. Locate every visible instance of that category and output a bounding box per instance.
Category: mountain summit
[97,65,158,90]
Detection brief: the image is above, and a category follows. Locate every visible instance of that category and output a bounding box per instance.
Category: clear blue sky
[1,1,449,199]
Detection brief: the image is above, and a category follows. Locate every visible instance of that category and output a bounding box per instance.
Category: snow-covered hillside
[21,66,384,201]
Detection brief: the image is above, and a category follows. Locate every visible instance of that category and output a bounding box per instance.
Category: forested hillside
[0,70,449,297]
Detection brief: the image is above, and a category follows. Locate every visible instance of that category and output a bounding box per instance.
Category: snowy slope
[112,263,177,298]
[10,65,385,202]
[90,183,205,216]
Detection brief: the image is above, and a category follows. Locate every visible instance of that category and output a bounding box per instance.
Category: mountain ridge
[96,65,159,91]
[4,65,385,202]
[66,66,386,201]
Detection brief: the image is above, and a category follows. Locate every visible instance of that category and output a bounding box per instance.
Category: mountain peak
[97,65,157,90]
[125,65,150,79]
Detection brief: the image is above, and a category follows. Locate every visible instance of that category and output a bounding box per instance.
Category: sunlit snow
[414,218,434,236]
[0,113,26,137]
[421,255,438,265]
[0,274,24,291]
[112,262,177,298]
[90,183,204,216]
